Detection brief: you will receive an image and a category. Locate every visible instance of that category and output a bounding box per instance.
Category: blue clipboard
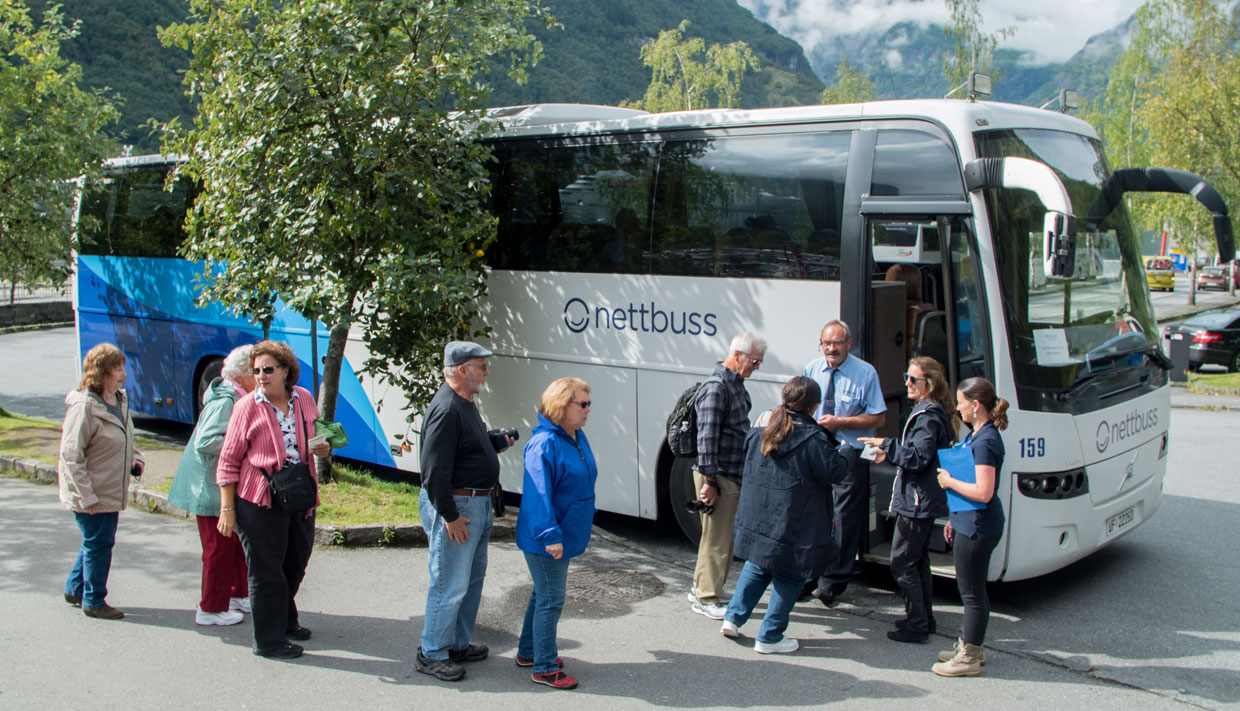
[938,445,985,512]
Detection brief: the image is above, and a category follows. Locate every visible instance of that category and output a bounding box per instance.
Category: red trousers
[196,515,249,613]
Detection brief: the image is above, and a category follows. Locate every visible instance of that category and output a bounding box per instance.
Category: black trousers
[235,497,315,653]
[953,531,1000,645]
[889,515,935,634]
[816,457,867,593]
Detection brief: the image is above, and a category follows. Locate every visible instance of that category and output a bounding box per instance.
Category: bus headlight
[1016,468,1089,500]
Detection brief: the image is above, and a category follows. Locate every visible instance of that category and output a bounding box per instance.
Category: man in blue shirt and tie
[803,320,886,606]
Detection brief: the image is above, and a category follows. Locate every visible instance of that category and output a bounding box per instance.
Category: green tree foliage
[159,0,552,477]
[942,0,1014,88]
[0,0,118,300]
[624,20,758,112]
[1094,0,1240,298]
[820,53,875,104]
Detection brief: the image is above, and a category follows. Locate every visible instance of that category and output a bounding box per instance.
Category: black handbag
[263,461,316,512]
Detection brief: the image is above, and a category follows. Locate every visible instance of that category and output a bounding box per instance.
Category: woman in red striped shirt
[217,341,331,659]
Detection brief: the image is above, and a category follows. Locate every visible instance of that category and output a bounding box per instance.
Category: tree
[820,53,876,105]
[0,1,117,302]
[159,0,553,480]
[624,20,758,112]
[942,0,1013,88]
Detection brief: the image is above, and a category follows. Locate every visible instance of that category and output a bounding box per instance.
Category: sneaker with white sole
[229,597,251,613]
[196,606,244,626]
[754,636,799,654]
[720,620,740,638]
[687,587,731,604]
[692,600,727,620]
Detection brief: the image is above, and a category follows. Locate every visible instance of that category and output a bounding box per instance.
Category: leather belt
[452,487,492,497]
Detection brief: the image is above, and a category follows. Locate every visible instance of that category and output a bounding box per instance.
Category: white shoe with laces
[692,600,728,620]
[754,637,799,654]
[196,606,244,626]
[720,620,740,638]
[229,597,251,613]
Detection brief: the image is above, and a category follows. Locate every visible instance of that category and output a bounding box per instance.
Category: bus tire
[669,456,703,545]
[194,357,224,421]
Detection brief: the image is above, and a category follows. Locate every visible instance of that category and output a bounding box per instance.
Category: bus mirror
[1044,212,1077,279]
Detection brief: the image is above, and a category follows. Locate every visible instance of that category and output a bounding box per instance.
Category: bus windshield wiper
[1083,331,1170,372]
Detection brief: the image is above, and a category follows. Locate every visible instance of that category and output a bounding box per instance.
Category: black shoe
[64,593,82,607]
[449,643,489,663]
[797,581,816,602]
[887,627,930,644]
[417,648,466,681]
[286,625,312,641]
[896,617,937,634]
[809,587,837,608]
[254,642,304,659]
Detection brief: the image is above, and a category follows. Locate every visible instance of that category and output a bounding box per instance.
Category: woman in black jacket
[860,356,954,644]
[721,376,855,654]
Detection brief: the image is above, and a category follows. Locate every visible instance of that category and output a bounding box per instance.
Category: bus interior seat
[886,264,937,358]
[913,310,949,367]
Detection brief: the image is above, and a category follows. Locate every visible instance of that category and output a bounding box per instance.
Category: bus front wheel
[194,358,223,421]
[669,456,703,545]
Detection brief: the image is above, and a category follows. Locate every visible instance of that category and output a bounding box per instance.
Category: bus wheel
[194,358,223,421]
[669,457,703,545]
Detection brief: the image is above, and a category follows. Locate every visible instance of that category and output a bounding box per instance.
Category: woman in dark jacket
[860,356,954,644]
[721,376,855,654]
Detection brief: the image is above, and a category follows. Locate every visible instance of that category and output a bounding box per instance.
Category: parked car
[1195,265,1234,290]
[1145,256,1175,291]
[1162,309,1240,371]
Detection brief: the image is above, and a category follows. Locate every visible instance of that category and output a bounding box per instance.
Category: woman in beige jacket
[60,343,144,620]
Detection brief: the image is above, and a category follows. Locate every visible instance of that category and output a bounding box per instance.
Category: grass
[316,462,421,527]
[1187,370,1240,393]
[0,409,61,465]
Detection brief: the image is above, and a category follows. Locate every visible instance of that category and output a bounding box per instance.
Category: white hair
[221,344,254,381]
[730,331,767,355]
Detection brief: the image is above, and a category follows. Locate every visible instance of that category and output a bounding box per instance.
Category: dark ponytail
[761,376,821,455]
[958,377,1009,431]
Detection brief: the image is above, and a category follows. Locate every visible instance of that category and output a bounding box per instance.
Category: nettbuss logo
[1095,407,1159,453]
[563,297,719,336]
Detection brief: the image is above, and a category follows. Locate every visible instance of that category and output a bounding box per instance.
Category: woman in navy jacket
[860,356,954,643]
[721,376,855,654]
[515,377,597,690]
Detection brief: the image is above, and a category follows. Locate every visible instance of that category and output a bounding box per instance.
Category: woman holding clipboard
[933,377,1009,677]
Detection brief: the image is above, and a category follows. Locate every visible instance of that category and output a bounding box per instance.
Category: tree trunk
[314,319,351,483]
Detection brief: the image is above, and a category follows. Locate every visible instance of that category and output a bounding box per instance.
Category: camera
[489,428,519,449]
[684,498,714,515]
[130,463,142,479]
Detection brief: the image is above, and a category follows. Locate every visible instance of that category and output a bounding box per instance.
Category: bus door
[859,207,984,574]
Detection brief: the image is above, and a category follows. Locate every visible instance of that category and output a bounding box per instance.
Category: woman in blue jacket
[860,356,954,644]
[516,377,597,691]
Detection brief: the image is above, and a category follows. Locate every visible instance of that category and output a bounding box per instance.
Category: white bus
[80,99,1231,582]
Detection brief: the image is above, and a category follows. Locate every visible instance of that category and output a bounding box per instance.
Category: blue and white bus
[74,98,1232,581]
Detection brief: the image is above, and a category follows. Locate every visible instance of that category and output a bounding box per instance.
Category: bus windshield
[976,128,1163,413]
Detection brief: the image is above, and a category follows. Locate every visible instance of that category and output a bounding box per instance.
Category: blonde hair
[79,343,125,394]
[538,377,590,428]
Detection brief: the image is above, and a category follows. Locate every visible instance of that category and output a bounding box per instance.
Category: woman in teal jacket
[168,344,254,627]
[515,377,597,691]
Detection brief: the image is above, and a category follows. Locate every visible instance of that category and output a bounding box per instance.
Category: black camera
[489,428,519,449]
[685,498,714,515]
[130,463,142,479]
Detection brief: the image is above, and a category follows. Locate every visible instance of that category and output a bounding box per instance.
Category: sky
[738,0,1139,64]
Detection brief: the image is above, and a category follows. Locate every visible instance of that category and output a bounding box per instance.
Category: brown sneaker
[83,605,124,620]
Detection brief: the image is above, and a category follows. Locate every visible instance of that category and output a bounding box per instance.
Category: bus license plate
[1105,506,1136,537]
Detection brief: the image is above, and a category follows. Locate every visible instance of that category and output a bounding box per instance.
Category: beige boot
[937,637,986,665]
[932,641,984,677]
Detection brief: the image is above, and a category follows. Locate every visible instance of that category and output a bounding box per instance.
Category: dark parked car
[1162,309,1240,371]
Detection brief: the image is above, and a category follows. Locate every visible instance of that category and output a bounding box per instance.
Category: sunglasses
[252,365,280,375]
[574,400,592,409]
[902,373,925,385]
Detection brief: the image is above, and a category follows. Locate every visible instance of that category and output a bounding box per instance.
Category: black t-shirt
[419,383,500,522]
[950,422,1006,539]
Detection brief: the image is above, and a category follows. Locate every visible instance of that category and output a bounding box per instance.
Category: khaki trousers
[691,471,740,601]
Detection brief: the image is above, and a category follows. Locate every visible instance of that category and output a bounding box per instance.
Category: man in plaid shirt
[688,331,767,620]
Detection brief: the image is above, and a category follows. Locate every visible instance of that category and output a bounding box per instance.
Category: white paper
[308,434,328,449]
[860,443,881,461]
[1033,328,1075,366]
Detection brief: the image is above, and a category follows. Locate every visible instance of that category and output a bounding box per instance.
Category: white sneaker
[229,597,251,613]
[692,600,728,620]
[687,587,731,603]
[720,620,740,638]
[754,637,800,654]
[196,606,244,626]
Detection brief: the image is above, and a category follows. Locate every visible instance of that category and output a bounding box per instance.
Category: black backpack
[666,376,723,458]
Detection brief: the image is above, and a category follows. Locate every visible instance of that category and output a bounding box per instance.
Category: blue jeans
[724,560,803,644]
[518,551,570,673]
[419,490,492,659]
[65,511,119,609]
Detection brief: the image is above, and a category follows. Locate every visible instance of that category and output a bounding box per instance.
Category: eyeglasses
[573,400,592,409]
[902,373,925,385]
[252,365,280,375]
[819,339,848,348]
[744,354,763,367]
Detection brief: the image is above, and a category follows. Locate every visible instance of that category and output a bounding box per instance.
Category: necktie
[823,368,836,417]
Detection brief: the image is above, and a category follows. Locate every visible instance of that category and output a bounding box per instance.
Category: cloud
[739,0,1137,64]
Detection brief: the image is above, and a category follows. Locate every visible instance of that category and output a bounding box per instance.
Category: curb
[0,455,514,547]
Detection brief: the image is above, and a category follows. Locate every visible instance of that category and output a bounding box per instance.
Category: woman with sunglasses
[859,356,954,644]
[515,378,598,690]
[931,377,1009,676]
[217,341,331,659]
